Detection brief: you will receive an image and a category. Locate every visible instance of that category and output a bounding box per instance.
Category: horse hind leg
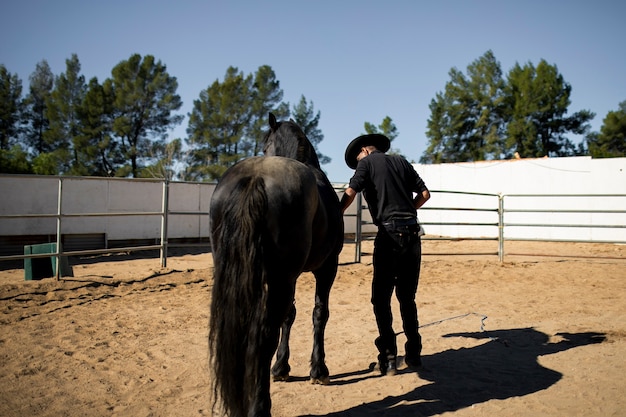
[249,328,279,417]
[271,302,296,381]
[251,279,293,416]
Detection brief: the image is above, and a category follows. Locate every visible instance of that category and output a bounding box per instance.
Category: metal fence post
[55,178,63,280]
[355,192,362,263]
[160,180,169,268]
[498,193,504,262]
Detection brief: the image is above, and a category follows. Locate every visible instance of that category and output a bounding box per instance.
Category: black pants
[372,221,422,364]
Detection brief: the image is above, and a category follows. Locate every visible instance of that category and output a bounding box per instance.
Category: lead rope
[414,312,505,345]
[418,312,488,330]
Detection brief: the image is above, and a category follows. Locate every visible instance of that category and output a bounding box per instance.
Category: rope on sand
[419,312,489,331]
[417,312,507,345]
[397,312,504,344]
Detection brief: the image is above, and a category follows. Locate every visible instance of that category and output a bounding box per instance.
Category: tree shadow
[303,328,605,416]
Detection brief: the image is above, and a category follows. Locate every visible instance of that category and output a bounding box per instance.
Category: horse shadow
[304,328,605,416]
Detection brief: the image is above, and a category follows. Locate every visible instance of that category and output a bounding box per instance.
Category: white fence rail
[347,190,626,263]
[1,175,625,280]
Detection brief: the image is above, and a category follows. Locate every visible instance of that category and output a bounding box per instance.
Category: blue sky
[1,0,624,182]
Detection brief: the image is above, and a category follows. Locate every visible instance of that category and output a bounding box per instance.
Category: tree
[587,100,626,158]
[31,151,63,175]
[364,116,398,140]
[23,60,54,155]
[422,51,506,163]
[421,92,456,163]
[185,65,290,181]
[77,77,120,176]
[365,115,399,139]
[364,115,402,156]
[505,59,594,158]
[421,51,593,163]
[44,54,87,174]
[140,137,184,179]
[186,66,254,181]
[0,145,32,174]
[0,65,23,152]
[291,95,330,164]
[105,54,183,178]
[247,65,289,156]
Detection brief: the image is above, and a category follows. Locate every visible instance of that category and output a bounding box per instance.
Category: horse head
[264,113,321,169]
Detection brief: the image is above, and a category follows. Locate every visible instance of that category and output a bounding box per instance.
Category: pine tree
[23,60,54,156]
[185,65,291,181]
[45,54,87,174]
[587,101,626,158]
[0,65,24,152]
[106,54,183,178]
[291,95,329,164]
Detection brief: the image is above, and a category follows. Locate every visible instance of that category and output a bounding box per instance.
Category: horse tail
[209,175,270,417]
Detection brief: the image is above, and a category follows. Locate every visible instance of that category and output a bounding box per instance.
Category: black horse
[209,113,344,417]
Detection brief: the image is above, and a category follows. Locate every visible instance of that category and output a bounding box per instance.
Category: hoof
[272,374,290,382]
[310,376,330,385]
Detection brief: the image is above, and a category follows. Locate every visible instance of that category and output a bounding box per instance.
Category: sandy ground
[0,240,624,417]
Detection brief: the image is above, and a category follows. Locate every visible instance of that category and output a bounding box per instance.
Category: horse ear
[269,113,278,131]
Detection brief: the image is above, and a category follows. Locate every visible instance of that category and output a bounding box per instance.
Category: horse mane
[264,114,321,170]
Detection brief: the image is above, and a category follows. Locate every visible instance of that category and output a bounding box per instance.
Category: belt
[381,217,417,228]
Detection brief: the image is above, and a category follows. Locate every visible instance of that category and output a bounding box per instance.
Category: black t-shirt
[348,150,428,226]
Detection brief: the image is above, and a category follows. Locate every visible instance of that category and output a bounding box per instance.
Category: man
[340,133,430,376]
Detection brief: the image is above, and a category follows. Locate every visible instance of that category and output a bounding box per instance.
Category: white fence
[0,175,213,243]
[347,190,626,263]
[413,156,626,241]
[1,156,625,278]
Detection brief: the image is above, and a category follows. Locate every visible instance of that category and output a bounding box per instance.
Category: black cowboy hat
[344,133,391,169]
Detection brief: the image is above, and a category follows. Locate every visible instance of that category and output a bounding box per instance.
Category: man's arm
[340,187,358,214]
[413,189,430,210]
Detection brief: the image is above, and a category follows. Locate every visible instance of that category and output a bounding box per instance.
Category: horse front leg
[310,261,338,385]
[271,302,296,381]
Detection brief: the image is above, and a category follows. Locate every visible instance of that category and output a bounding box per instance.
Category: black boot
[404,355,422,370]
[405,338,422,370]
[378,354,397,376]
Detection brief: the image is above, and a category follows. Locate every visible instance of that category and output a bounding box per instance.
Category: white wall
[413,156,626,241]
[415,156,626,194]
[0,176,215,242]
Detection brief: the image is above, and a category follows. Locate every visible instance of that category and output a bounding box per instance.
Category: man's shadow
[304,328,605,416]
